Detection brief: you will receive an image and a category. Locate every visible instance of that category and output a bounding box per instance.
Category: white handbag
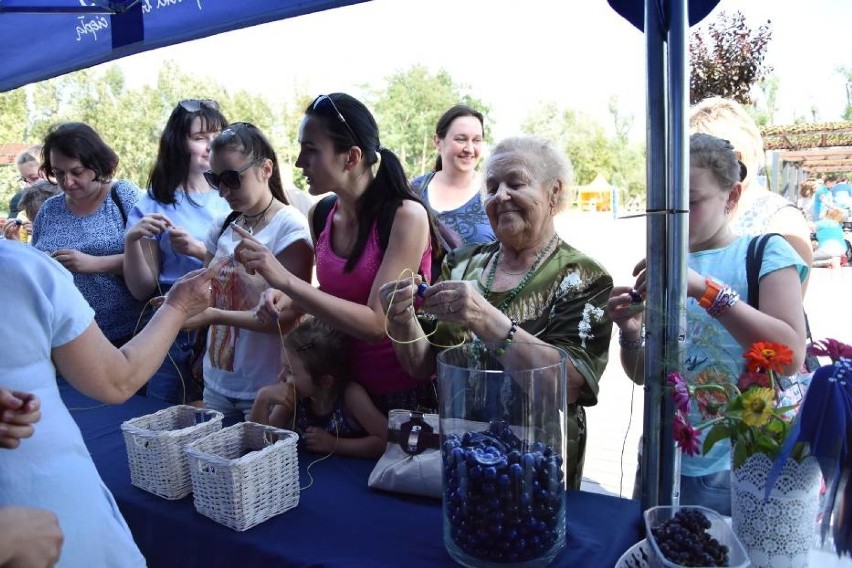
[367,409,442,499]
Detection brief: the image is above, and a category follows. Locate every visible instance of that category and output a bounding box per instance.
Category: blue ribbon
[765,358,851,555]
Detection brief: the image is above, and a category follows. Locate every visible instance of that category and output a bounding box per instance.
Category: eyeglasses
[178,99,220,113]
[312,94,362,148]
[204,160,258,191]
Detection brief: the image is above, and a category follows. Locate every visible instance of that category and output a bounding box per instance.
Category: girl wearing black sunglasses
[235,93,442,415]
[190,122,314,420]
[123,99,231,404]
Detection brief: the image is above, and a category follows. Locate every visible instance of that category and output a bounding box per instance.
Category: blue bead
[417,282,429,297]
[498,474,511,487]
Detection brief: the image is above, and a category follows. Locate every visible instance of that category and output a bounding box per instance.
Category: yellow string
[383,268,465,349]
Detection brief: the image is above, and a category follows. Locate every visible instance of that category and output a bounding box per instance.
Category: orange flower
[744,342,793,374]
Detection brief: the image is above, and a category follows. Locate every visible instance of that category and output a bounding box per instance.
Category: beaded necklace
[483,233,559,312]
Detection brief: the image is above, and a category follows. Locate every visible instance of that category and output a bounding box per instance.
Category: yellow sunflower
[741,388,775,426]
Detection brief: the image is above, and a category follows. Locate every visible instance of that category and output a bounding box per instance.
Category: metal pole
[662,0,690,506]
[639,0,668,510]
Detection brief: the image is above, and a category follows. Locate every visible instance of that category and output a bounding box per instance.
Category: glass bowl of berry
[644,506,749,568]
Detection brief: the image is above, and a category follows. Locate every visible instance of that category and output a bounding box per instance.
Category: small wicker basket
[184,422,300,531]
[121,405,224,500]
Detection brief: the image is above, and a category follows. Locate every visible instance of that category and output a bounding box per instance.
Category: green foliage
[838,66,852,122]
[366,65,492,177]
[690,11,773,106]
[521,101,646,209]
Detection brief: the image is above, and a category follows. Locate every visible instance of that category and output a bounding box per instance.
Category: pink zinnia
[673,413,701,456]
[737,370,771,391]
[667,372,690,414]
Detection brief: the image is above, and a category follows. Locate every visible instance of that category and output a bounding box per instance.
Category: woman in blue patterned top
[412,105,495,245]
[32,122,144,347]
[123,99,230,403]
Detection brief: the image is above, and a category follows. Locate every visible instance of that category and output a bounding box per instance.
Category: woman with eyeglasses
[187,122,313,419]
[32,123,145,348]
[123,99,231,404]
[235,93,444,414]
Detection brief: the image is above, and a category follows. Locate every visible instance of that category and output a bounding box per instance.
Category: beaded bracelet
[618,328,645,351]
[494,318,518,357]
[706,285,739,318]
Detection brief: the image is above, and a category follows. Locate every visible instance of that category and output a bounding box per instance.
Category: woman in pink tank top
[235,93,446,413]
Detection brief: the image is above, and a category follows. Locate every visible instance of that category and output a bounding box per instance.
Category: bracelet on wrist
[618,328,645,351]
[494,317,518,357]
[706,285,739,318]
[698,277,723,309]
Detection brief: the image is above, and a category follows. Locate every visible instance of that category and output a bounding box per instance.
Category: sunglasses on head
[178,99,220,113]
[203,160,258,191]
[312,94,362,148]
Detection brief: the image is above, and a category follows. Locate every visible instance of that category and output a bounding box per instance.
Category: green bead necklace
[483,233,559,312]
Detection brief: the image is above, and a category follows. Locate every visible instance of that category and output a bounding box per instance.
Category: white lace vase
[731,452,822,568]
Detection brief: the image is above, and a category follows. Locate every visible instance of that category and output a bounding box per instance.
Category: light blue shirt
[127,189,232,287]
[682,235,808,477]
[0,241,146,567]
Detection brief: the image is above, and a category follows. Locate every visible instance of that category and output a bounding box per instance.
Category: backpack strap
[110,185,128,227]
[311,194,338,241]
[217,211,242,239]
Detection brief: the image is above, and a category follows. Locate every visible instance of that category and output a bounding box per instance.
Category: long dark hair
[41,122,118,183]
[148,100,228,205]
[209,122,290,208]
[434,104,484,171]
[306,93,442,272]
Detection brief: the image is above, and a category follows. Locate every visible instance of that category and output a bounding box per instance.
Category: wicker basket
[184,422,300,531]
[121,405,224,500]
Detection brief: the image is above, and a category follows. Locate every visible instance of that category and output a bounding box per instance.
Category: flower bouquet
[668,341,804,470]
[667,341,823,568]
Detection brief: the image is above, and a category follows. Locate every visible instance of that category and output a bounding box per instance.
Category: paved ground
[552,210,852,499]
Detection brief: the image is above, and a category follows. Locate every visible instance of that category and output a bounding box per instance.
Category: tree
[521,101,646,208]
[521,102,646,208]
[751,75,780,127]
[838,66,852,121]
[366,65,491,177]
[689,11,773,105]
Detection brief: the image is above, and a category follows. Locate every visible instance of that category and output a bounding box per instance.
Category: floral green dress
[425,239,614,489]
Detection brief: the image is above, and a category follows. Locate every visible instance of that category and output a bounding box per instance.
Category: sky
[108,0,852,141]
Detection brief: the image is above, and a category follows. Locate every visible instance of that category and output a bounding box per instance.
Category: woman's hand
[256,288,290,325]
[379,276,421,325]
[420,280,486,324]
[0,389,41,449]
[232,224,291,288]
[125,213,172,243]
[2,219,21,241]
[50,249,99,273]
[168,226,206,260]
[163,267,214,319]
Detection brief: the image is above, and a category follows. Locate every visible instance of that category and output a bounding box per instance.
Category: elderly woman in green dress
[380,136,613,488]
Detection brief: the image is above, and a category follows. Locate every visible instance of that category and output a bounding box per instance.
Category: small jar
[438,342,568,568]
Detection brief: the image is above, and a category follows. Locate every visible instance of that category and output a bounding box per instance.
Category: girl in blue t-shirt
[608,133,808,515]
[123,99,230,404]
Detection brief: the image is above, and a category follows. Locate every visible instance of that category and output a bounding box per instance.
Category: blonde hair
[689,97,764,191]
[824,208,846,223]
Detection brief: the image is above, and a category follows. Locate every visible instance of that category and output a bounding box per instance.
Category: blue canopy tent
[0,0,368,92]
[0,0,721,509]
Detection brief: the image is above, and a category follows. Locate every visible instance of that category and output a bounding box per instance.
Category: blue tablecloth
[62,384,642,567]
